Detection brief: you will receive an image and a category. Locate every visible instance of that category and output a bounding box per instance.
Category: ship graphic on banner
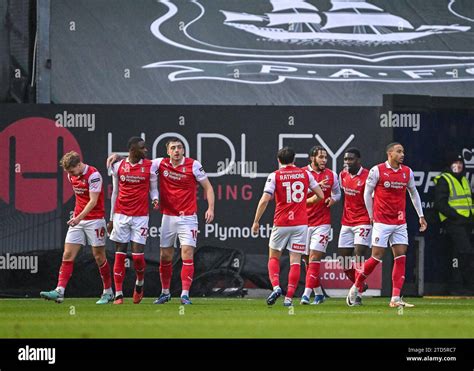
[221,0,469,44]
[143,0,474,84]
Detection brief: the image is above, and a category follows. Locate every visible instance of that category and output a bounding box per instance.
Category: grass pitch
[0,297,473,338]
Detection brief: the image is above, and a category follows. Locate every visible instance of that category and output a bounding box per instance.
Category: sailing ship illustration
[220,0,470,44]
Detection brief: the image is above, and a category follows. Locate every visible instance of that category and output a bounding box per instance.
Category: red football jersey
[156,157,207,216]
[69,164,105,220]
[340,167,371,226]
[264,165,317,227]
[370,162,413,225]
[305,166,338,226]
[112,159,153,217]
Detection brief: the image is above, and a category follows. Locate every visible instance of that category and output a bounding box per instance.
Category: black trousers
[444,223,474,290]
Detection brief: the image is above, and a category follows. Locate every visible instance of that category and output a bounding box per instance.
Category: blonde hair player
[40,151,113,304]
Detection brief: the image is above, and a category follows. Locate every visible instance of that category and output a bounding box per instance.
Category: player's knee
[160,248,173,262]
[309,251,322,261]
[62,251,74,261]
[372,250,384,260]
[92,250,106,265]
[115,243,127,253]
[354,245,368,257]
[181,248,194,261]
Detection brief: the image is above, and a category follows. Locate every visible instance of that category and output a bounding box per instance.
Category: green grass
[0,297,473,338]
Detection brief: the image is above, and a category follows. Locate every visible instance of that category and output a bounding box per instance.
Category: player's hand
[306,194,319,205]
[205,208,214,223]
[67,217,81,227]
[251,222,259,234]
[419,217,428,232]
[106,153,119,168]
[152,199,159,210]
[106,221,114,235]
[325,197,336,208]
[318,178,328,187]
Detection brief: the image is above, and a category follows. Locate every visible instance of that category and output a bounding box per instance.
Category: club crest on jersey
[357,181,362,187]
[182,167,186,173]
[141,167,145,173]
[402,173,406,179]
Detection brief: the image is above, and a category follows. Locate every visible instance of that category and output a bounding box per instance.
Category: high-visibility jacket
[434,173,473,222]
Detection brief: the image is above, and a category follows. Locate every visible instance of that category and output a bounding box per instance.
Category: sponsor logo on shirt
[383,181,407,189]
[163,169,186,181]
[121,175,146,183]
[343,187,360,196]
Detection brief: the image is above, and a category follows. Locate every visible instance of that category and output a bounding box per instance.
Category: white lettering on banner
[205,223,272,241]
[260,65,298,74]
[197,133,236,177]
[278,134,355,172]
[107,133,474,193]
[415,171,473,193]
[108,132,146,158]
[107,133,357,177]
[152,132,190,158]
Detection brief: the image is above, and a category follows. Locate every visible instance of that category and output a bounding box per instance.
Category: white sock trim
[394,255,406,260]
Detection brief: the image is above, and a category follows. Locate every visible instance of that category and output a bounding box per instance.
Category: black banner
[48,0,474,105]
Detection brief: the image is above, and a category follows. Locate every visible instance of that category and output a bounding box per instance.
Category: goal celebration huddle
[41,138,426,308]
